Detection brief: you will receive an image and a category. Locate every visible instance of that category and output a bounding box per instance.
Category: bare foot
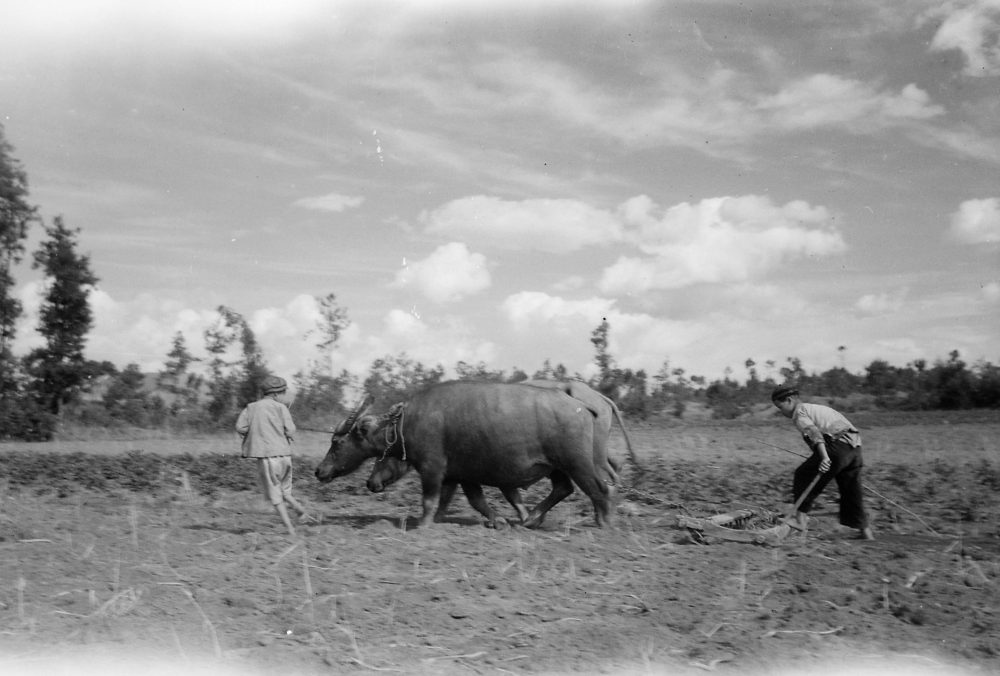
[859,527,875,540]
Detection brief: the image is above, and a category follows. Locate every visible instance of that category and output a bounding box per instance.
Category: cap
[771,385,799,402]
[262,375,287,395]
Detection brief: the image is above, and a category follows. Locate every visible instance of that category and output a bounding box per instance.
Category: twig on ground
[337,625,402,672]
[690,656,733,671]
[176,587,223,658]
[300,544,316,623]
[761,626,843,638]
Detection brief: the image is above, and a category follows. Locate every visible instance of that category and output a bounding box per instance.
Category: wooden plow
[676,508,792,546]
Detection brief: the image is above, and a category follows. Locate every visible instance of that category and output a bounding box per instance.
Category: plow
[676,508,792,546]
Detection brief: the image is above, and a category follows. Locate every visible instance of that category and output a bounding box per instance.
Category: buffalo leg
[417,474,446,527]
[523,470,575,529]
[564,461,615,528]
[459,483,508,528]
[500,487,530,523]
[431,481,460,523]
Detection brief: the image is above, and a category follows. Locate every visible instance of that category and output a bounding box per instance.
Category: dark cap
[262,375,287,395]
[771,385,799,402]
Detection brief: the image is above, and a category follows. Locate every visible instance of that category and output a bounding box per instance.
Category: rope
[378,403,407,461]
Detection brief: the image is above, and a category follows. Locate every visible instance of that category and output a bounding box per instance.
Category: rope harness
[376,402,407,461]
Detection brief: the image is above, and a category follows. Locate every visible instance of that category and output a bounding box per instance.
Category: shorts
[256,456,294,506]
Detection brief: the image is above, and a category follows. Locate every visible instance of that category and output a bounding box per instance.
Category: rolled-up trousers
[793,436,869,529]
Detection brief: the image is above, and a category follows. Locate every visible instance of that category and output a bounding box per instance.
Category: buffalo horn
[334,393,373,435]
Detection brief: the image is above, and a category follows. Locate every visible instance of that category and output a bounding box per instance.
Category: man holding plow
[771,385,875,541]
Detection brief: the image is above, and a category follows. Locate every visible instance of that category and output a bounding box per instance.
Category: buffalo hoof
[522,513,546,529]
[485,517,511,529]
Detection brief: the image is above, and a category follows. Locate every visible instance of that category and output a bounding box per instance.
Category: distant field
[2,414,997,467]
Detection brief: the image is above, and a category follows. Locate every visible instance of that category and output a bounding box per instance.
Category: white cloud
[341,309,498,376]
[0,0,330,47]
[855,289,908,316]
[501,291,615,332]
[757,76,943,131]
[293,193,365,212]
[948,197,1000,243]
[599,195,846,294]
[983,280,1000,302]
[391,242,491,303]
[928,0,1000,77]
[420,196,624,253]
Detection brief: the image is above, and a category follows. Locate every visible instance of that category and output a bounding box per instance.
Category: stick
[754,438,941,535]
[792,473,822,513]
[762,625,843,638]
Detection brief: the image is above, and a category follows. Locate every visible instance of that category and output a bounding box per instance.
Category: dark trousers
[793,436,869,529]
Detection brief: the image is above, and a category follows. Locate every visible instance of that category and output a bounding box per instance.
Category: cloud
[756,76,943,131]
[0,0,330,48]
[928,0,1000,77]
[855,289,908,316]
[339,309,498,376]
[982,280,1000,302]
[391,242,491,303]
[420,196,624,253]
[948,197,1000,243]
[599,195,846,294]
[293,193,365,212]
[501,291,616,331]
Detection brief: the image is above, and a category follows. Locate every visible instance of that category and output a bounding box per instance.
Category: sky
[1,0,998,388]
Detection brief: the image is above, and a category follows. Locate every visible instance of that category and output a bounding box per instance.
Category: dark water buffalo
[314,380,619,528]
[366,379,637,526]
[365,453,534,527]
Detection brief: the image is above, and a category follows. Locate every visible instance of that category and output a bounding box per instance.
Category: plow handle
[792,472,823,514]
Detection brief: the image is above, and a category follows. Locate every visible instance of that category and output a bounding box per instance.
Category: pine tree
[25,216,99,415]
[0,126,38,395]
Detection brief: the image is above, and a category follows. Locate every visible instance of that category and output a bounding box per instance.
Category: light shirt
[236,397,296,458]
[792,402,861,448]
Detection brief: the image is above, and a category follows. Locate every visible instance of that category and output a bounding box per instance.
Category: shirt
[235,397,296,458]
[792,402,861,448]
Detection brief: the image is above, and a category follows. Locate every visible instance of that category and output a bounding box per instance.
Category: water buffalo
[314,380,619,528]
[521,379,640,477]
[365,379,636,527]
[365,453,534,527]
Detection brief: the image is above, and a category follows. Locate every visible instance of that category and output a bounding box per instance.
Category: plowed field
[1,418,998,676]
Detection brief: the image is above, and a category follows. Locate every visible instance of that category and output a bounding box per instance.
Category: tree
[291,293,352,429]
[0,125,38,403]
[103,363,153,426]
[25,216,98,416]
[362,353,444,406]
[203,305,269,423]
[590,319,615,398]
[157,331,202,419]
[454,361,507,382]
[315,293,350,355]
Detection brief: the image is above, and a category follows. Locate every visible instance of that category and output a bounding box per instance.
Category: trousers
[793,436,869,529]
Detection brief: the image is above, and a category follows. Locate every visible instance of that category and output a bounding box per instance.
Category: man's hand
[818,457,831,473]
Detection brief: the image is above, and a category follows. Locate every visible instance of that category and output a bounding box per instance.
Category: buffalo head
[314,394,379,483]
[366,455,411,493]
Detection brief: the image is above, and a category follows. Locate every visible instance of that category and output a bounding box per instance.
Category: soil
[0,422,998,676]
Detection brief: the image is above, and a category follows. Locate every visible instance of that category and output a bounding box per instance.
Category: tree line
[2,124,999,439]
